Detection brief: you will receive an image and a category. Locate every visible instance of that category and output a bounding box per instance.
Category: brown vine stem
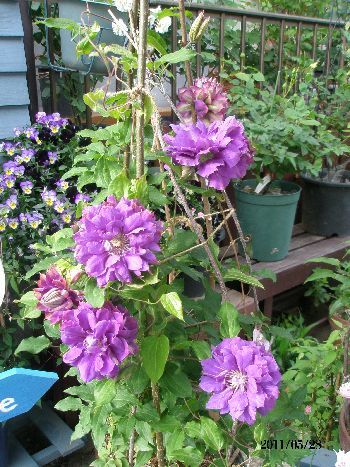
[152,110,228,301]
[178,0,193,87]
[223,191,259,311]
[128,406,137,466]
[151,382,166,466]
[135,0,149,178]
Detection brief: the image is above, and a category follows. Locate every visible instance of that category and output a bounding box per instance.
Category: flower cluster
[164,117,254,190]
[200,337,281,425]
[165,77,253,190]
[177,77,228,125]
[0,113,90,264]
[74,196,164,287]
[35,267,138,382]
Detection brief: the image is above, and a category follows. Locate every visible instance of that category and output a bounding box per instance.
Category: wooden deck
[222,224,350,318]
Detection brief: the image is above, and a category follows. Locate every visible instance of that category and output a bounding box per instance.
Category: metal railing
[21,1,347,125]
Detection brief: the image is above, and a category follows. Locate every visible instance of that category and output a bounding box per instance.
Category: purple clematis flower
[164,116,254,190]
[199,337,281,425]
[35,266,81,324]
[61,301,138,382]
[74,196,163,287]
[177,77,228,125]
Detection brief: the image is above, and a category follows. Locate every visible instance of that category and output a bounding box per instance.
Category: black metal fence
[20,0,347,125]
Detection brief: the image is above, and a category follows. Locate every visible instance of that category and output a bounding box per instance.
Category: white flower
[339,382,350,399]
[149,6,161,27]
[155,16,171,34]
[335,450,350,467]
[112,18,128,36]
[253,328,271,352]
[113,0,133,12]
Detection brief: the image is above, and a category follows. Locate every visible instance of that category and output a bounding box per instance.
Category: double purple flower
[200,337,281,425]
[164,116,254,190]
[61,301,138,382]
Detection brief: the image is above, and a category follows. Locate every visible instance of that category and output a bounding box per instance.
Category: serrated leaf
[191,341,211,360]
[200,417,225,451]
[55,396,82,412]
[94,379,117,406]
[25,257,59,279]
[141,335,169,383]
[108,170,130,198]
[160,292,183,320]
[305,257,341,267]
[155,47,196,65]
[224,268,264,288]
[18,291,37,307]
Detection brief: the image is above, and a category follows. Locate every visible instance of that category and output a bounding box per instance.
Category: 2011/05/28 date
[261,440,322,450]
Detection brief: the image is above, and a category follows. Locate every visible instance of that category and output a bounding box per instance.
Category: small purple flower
[19,213,27,223]
[13,127,23,137]
[48,151,58,164]
[164,116,254,190]
[56,179,69,191]
[15,155,24,164]
[61,211,72,224]
[8,217,19,230]
[3,175,15,189]
[61,301,138,382]
[24,127,39,141]
[5,195,17,210]
[21,149,35,163]
[74,196,164,287]
[35,267,81,324]
[199,337,281,425]
[74,193,91,204]
[0,218,6,232]
[13,165,25,177]
[35,112,48,124]
[20,181,34,194]
[3,161,18,176]
[177,77,228,125]
[27,212,43,229]
[1,143,16,156]
[41,189,57,206]
[54,200,66,214]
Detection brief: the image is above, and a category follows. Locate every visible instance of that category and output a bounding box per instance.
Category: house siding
[0,1,30,139]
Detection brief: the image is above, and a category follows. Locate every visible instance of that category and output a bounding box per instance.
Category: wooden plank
[0,106,30,139]
[0,2,23,37]
[0,74,29,107]
[292,223,305,236]
[289,232,324,251]
[29,404,85,457]
[7,433,39,467]
[251,235,350,300]
[0,38,27,72]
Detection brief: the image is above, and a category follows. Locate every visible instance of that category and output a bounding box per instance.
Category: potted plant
[305,250,350,330]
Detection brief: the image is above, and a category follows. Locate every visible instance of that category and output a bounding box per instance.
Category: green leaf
[305,257,341,267]
[144,94,155,124]
[94,379,117,406]
[160,292,183,320]
[46,228,74,252]
[25,257,59,279]
[191,341,211,360]
[84,278,105,308]
[61,166,88,180]
[108,170,130,198]
[253,72,265,82]
[200,417,225,451]
[36,17,79,34]
[147,30,168,55]
[160,364,193,398]
[153,415,180,432]
[18,291,37,307]
[219,302,241,338]
[15,336,50,355]
[20,306,41,320]
[55,397,82,412]
[224,268,264,288]
[304,268,339,283]
[141,335,169,383]
[155,47,196,65]
[95,158,120,188]
[149,186,168,206]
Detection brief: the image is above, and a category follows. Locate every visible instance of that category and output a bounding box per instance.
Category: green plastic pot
[234,179,301,262]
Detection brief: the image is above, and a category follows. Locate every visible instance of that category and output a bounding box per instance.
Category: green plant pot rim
[234,179,301,206]
[301,172,350,189]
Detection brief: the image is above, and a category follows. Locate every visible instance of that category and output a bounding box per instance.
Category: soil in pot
[301,169,350,236]
[234,179,301,262]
